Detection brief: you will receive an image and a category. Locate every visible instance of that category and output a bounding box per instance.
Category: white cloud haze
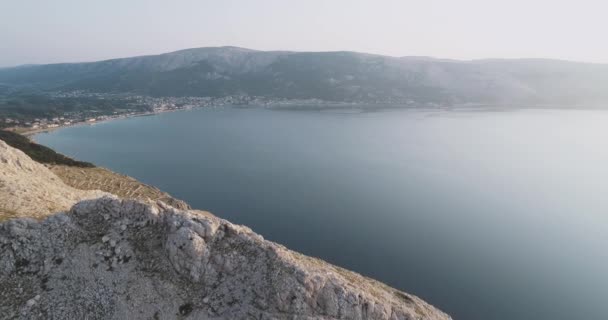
[0,0,606,67]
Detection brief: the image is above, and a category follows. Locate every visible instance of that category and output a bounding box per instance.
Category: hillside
[0,130,93,167]
[0,131,189,221]
[1,47,608,106]
[48,165,190,210]
[0,136,451,319]
[0,140,105,220]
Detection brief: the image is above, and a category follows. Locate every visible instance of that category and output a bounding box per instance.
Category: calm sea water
[35,107,608,320]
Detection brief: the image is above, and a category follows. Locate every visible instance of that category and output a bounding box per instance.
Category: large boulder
[0,196,451,320]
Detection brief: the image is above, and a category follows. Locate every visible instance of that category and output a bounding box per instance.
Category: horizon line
[2,45,606,69]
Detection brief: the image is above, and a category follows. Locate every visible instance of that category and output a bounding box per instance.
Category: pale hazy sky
[1,0,606,67]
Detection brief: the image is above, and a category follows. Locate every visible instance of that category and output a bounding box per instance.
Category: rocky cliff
[0,140,451,319]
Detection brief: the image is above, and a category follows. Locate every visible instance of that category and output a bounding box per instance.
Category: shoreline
[15,102,607,138]
[20,107,192,138]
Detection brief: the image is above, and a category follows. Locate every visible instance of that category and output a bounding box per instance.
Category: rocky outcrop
[0,140,106,220]
[0,137,450,319]
[0,196,451,319]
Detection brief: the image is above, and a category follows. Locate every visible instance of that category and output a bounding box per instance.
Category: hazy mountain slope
[471,59,608,104]
[1,46,608,105]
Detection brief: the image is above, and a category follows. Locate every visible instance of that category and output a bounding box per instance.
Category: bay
[35,106,608,320]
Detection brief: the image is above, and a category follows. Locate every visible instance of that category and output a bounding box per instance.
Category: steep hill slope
[48,165,190,210]
[2,47,608,105]
[0,130,93,167]
[0,130,189,213]
[0,140,105,220]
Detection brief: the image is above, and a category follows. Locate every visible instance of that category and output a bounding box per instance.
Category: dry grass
[0,209,19,222]
[48,165,190,209]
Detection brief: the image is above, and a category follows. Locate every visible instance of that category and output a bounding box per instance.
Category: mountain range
[2,46,608,106]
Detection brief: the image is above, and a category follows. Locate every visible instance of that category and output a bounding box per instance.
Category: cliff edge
[0,139,451,319]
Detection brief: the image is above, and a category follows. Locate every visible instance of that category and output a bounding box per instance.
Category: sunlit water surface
[35,107,608,320]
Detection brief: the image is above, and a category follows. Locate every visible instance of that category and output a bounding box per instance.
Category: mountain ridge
[8,46,608,68]
[2,46,608,106]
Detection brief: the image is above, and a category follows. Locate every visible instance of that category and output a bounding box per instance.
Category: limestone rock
[0,197,451,319]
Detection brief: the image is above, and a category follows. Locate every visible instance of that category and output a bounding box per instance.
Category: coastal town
[1,91,369,135]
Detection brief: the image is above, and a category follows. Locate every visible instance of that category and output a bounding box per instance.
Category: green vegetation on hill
[2,47,608,106]
[0,92,151,127]
[0,130,94,167]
